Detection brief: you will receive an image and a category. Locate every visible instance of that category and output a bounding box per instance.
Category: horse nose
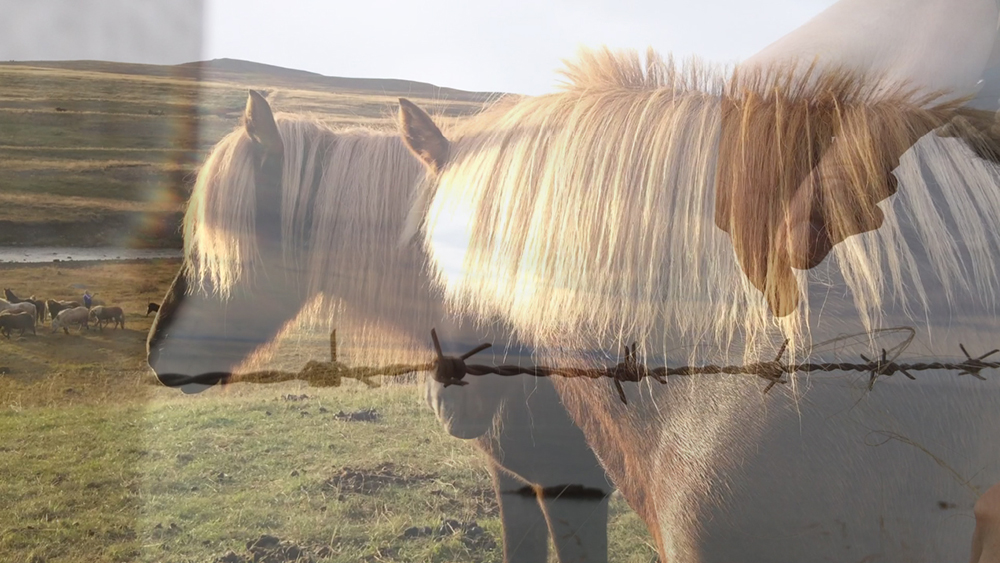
[146,318,230,393]
[146,265,226,393]
[146,340,228,393]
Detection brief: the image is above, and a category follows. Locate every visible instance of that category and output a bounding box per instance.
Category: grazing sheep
[0,311,35,337]
[90,305,124,330]
[51,306,90,334]
[146,302,160,316]
[47,300,80,321]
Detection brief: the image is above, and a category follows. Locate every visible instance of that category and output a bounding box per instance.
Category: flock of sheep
[0,288,125,338]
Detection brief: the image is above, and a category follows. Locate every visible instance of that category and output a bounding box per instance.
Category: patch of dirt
[361,546,397,562]
[212,535,333,563]
[472,486,500,517]
[333,408,379,423]
[430,486,499,518]
[401,525,433,539]
[399,519,496,551]
[322,462,435,496]
[438,519,496,550]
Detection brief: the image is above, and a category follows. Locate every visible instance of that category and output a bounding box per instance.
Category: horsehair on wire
[413,45,1000,362]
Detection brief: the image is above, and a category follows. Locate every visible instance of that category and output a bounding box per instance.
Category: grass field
[0,260,655,563]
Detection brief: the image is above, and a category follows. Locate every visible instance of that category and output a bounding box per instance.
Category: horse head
[147,91,309,393]
[147,91,476,394]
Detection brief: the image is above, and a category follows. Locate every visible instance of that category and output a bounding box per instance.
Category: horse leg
[491,467,550,563]
[539,487,610,563]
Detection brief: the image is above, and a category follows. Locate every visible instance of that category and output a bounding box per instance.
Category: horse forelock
[184,115,426,300]
[420,47,1000,362]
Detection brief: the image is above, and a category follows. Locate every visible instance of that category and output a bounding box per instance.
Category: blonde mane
[185,116,425,296]
[183,114,446,366]
[413,47,1000,361]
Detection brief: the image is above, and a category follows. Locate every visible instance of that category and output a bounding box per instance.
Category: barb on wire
[957,344,999,380]
[157,327,999,405]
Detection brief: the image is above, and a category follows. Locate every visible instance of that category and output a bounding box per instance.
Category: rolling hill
[0,58,497,248]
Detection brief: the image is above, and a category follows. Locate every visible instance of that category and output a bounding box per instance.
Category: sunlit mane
[184,116,425,296]
[413,47,1000,361]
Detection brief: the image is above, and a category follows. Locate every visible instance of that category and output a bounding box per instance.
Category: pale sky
[3,0,838,95]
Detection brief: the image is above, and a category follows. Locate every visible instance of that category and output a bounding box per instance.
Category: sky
[3,0,838,95]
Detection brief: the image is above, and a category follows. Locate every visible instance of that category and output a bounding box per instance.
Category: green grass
[0,379,656,563]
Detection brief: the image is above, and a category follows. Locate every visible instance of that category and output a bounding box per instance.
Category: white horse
[399,0,1000,560]
[52,306,90,334]
[146,92,612,563]
[0,298,38,325]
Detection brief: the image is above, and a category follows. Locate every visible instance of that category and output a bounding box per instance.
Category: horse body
[47,300,80,322]
[146,93,612,562]
[0,298,37,325]
[0,311,35,337]
[398,3,1000,558]
[90,305,124,330]
[52,306,89,334]
[144,2,1000,557]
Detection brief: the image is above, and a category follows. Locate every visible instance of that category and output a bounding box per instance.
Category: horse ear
[399,98,450,172]
[244,90,283,156]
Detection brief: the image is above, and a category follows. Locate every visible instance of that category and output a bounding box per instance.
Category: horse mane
[557,47,725,93]
[414,47,1000,360]
[184,115,425,297]
[183,111,463,368]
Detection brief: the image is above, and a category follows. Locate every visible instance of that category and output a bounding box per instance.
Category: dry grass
[0,61,490,248]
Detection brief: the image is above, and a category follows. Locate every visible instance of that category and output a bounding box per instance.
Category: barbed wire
[154,328,999,405]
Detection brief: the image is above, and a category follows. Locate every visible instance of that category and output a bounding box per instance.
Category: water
[0,246,183,263]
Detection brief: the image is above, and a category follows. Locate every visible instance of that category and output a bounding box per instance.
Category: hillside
[0,59,496,248]
[6,58,499,101]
